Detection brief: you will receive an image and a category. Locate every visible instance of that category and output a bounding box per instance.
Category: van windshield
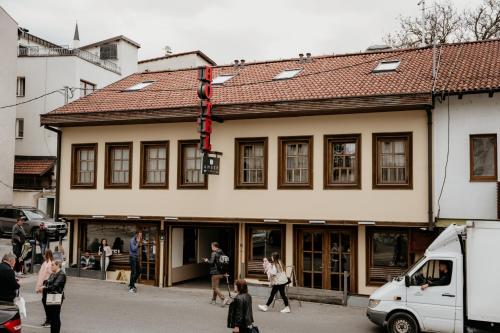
[395,256,426,281]
[24,209,47,220]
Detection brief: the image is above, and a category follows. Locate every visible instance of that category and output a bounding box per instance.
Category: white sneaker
[281,306,291,313]
[258,305,268,312]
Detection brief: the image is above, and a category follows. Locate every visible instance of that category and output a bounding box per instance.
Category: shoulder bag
[46,293,63,306]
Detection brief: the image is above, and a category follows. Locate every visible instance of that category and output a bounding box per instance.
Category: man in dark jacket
[0,253,20,303]
[204,242,229,306]
[128,231,142,293]
[421,261,452,290]
[228,279,254,333]
[11,217,26,273]
[35,222,50,257]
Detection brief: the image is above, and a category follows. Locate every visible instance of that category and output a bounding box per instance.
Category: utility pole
[418,0,426,46]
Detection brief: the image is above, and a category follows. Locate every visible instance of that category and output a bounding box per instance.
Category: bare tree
[384,0,500,48]
[465,0,500,40]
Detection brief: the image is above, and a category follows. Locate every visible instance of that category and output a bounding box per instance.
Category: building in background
[138,50,216,72]
[13,25,140,216]
[0,6,18,205]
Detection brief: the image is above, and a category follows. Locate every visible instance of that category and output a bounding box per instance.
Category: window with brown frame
[71,143,97,189]
[366,229,409,285]
[105,142,132,189]
[246,225,284,277]
[278,136,313,189]
[140,141,169,189]
[470,134,497,182]
[177,140,207,189]
[80,80,96,97]
[324,134,361,189]
[234,138,268,189]
[373,132,412,189]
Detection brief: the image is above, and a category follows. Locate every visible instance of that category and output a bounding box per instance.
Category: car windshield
[24,209,47,220]
[394,256,426,281]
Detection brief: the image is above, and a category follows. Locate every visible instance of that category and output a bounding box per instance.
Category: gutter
[426,107,434,230]
[43,126,61,221]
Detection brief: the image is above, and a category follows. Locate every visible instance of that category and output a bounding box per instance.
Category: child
[263,257,272,281]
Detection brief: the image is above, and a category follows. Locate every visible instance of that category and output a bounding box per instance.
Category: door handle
[442,293,455,298]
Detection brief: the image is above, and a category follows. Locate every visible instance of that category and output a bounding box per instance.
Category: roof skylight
[373,60,401,73]
[273,68,302,80]
[124,80,155,91]
[212,74,236,85]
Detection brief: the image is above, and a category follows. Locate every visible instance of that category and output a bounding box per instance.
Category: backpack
[217,252,230,273]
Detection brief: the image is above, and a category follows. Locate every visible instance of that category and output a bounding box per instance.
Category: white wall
[138,53,212,72]
[433,94,500,220]
[0,7,17,204]
[83,40,138,77]
[172,228,184,268]
[15,56,121,157]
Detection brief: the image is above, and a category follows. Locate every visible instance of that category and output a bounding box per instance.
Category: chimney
[306,52,312,63]
[299,53,304,63]
[234,59,240,69]
[240,59,245,67]
[72,22,80,49]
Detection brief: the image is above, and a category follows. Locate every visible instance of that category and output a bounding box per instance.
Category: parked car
[0,206,67,240]
[0,302,21,333]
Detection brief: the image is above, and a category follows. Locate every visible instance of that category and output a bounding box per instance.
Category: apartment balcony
[18,46,121,74]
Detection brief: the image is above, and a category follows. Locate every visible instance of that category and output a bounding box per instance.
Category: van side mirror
[405,275,410,287]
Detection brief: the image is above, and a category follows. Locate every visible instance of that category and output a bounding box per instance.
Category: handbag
[46,293,63,306]
[248,324,260,333]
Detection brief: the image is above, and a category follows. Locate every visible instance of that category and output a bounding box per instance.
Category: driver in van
[421,261,451,290]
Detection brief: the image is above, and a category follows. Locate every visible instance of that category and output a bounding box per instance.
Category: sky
[0,0,482,65]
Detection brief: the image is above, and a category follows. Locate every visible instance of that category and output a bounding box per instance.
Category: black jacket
[208,249,223,275]
[0,262,20,303]
[44,271,66,296]
[227,293,254,329]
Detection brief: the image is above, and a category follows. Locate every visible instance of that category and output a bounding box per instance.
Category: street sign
[202,153,220,175]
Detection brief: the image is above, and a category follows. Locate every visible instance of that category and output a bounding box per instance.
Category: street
[16,276,382,333]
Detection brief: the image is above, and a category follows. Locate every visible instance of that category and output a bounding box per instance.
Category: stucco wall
[59,110,429,223]
[0,7,17,204]
[138,53,212,72]
[433,94,500,220]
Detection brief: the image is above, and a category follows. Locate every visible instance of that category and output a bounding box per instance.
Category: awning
[14,159,55,176]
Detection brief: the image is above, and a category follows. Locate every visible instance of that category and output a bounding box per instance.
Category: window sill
[324,184,361,190]
[278,183,313,190]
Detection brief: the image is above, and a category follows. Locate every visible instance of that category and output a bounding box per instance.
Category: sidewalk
[19,276,382,333]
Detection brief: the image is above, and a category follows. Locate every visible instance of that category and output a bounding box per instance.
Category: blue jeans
[40,242,48,257]
[129,256,139,289]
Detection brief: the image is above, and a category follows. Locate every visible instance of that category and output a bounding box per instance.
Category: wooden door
[138,224,159,285]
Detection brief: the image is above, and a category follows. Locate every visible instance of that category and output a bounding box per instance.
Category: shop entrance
[169,225,237,286]
[297,228,356,293]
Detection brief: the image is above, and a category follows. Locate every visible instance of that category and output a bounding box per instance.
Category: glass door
[329,231,351,291]
[301,231,324,289]
[139,225,158,285]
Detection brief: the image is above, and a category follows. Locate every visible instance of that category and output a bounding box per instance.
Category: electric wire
[0,89,64,109]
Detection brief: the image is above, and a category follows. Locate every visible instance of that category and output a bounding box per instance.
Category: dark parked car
[0,206,67,240]
[0,302,21,333]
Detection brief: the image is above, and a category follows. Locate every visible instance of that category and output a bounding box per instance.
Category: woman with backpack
[203,242,230,307]
[258,252,290,313]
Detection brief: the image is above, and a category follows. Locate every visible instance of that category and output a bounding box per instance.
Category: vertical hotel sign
[197,66,221,175]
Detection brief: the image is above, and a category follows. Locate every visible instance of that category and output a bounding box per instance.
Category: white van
[367,221,500,333]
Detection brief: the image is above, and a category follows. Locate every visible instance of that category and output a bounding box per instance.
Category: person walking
[203,242,229,306]
[227,279,256,333]
[258,252,290,313]
[35,222,50,258]
[128,231,142,293]
[98,239,112,271]
[11,217,26,274]
[36,249,54,327]
[41,261,66,333]
[0,253,20,303]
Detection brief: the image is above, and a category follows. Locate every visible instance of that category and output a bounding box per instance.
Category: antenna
[418,0,426,46]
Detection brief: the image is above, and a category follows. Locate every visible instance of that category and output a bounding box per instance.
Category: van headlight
[368,299,381,309]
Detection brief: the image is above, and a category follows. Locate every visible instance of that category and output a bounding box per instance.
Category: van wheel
[387,312,419,333]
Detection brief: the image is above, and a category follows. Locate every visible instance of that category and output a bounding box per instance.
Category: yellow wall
[59,111,428,223]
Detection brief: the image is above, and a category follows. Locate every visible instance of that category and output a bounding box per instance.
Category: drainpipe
[44,125,61,221]
[426,108,434,230]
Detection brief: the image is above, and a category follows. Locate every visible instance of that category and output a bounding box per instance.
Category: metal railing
[18,46,121,74]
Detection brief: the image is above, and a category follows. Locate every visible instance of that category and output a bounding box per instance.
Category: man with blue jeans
[129,231,142,293]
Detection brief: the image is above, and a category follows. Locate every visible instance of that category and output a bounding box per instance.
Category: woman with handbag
[36,249,54,327]
[258,252,290,313]
[41,260,66,333]
[227,279,258,333]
